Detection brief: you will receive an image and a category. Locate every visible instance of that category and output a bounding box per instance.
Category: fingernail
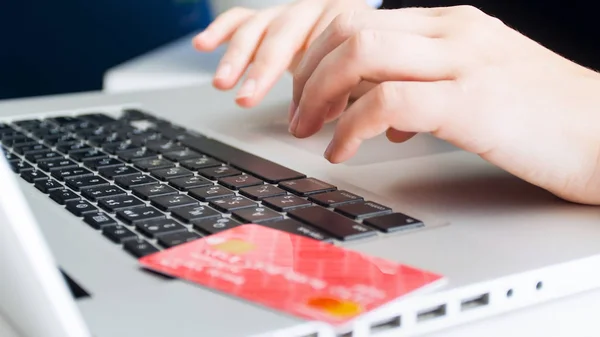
[215,63,232,80]
[288,101,297,122]
[324,141,334,160]
[237,79,256,98]
[288,108,300,134]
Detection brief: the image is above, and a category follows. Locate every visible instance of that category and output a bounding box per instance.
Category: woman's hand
[193,0,372,111]
[291,6,600,205]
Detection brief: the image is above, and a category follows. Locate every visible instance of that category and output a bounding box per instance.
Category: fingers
[291,30,460,138]
[193,7,256,51]
[325,81,457,163]
[292,9,443,107]
[386,129,416,143]
[235,1,325,107]
[212,7,284,91]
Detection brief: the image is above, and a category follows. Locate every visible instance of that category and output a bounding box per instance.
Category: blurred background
[0,0,215,100]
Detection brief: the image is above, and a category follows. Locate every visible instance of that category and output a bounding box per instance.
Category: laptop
[1,75,600,337]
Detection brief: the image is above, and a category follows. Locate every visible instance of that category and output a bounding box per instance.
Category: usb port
[370,316,401,333]
[416,304,446,322]
[460,293,490,311]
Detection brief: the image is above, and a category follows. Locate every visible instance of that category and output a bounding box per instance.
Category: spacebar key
[181,137,305,183]
[288,206,377,241]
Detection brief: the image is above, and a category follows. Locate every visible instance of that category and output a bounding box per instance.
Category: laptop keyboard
[1,109,424,259]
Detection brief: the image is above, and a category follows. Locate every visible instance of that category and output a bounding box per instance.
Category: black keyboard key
[335,201,392,220]
[80,185,127,201]
[31,127,62,139]
[79,113,116,125]
[116,206,165,224]
[279,178,336,196]
[84,212,118,229]
[133,158,175,172]
[65,200,98,216]
[4,136,36,147]
[218,175,263,190]
[69,149,108,162]
[13,119,41,129]
[171,205,221,223]
[132,183,177,200]
[239,184,286,200]
[180,156,223,170]
[129,131,162,146]
[232,207,283,224]
[145,140,186,154]
[121,108,150,121]
[83,157,124,171]
[123,238,160,258]
[51,167,93,181]
[98,195,146,212]
[262,195,312,212]
[114,174,158,189]
[88,134,125,147]
[0,125,15,134]
[117,148,158,162]
[35,179,63,193]
[287,206,377,241]
[181,137,305,183]
[65,176,109,191]
[9,160,34,173]
[13,143,48,155]
[21,170,48,183]
[150,194,199,211]
[192,217,242,235]
[308,190,364,207]
[157,231,202,248]
[188,185,234,201]
[103,225,137,243]
[363,213,424,233]
[162,149,202,162]
[262,219,333,242]
[135,218,187,238]
[0,131,23,140]
[56,141,91,154]
[44,135,78,146]
[169,175,213,191]
[47,116,82,126]
[50,189,80,204]
[25,150,62,163]
[99,165,140,179]
[151,166,193,181]
[209,196,256,213]
[198,165,241,180]
[37,158,78,172]
[102,141,139,154]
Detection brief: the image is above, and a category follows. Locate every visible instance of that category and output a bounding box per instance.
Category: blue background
[0,0,213,100]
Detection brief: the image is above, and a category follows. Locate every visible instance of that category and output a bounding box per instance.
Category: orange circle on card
[306,296,363,318]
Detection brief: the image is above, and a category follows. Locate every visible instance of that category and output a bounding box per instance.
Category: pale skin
[193,1,600,205]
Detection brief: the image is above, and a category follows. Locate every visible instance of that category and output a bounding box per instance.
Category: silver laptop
[1,75,600,337]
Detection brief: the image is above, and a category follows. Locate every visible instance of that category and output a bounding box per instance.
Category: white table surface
[2,287,599,337]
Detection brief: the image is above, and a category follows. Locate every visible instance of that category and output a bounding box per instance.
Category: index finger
[292,8,443,107]
[291,30,459,139]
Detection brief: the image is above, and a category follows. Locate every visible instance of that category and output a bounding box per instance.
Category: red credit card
[139,224,444,325]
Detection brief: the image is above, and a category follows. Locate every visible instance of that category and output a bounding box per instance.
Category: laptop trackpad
[254,119,459,166]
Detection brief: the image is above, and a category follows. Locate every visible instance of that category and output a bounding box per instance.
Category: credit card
[139,224,444,325]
